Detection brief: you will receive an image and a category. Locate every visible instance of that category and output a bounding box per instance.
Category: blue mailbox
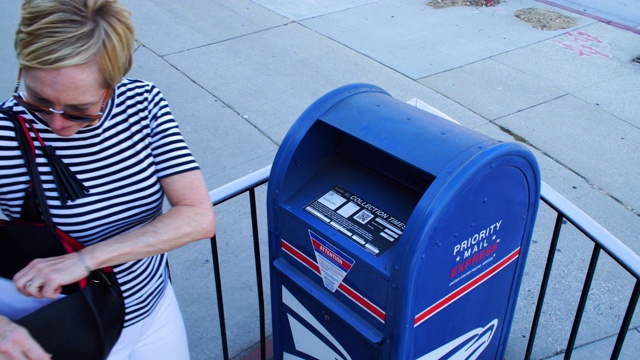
[267,83,540,359]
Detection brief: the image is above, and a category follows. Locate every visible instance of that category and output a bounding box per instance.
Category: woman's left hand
[12,252,90,299]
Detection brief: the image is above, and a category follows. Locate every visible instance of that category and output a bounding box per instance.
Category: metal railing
[207,166,640,360]
[208,166,271,360]
[526,183,640,360]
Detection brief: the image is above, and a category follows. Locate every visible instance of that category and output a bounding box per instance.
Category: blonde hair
[15,0,135,88]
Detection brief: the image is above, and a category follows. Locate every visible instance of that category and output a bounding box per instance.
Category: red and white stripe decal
[414,248,521,328]
[281,239,386,323]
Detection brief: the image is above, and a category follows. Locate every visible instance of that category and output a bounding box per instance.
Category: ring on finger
[25,280,42,293]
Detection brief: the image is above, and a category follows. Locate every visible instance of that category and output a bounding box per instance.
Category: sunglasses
[13,68,111,123]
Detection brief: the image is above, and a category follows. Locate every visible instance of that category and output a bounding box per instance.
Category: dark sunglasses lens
[18,100,48,114]
[63,114,96,123]
[16,97,96,123]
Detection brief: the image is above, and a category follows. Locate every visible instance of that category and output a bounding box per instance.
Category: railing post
[611,280,640,360]
[210,235,230,360]
[564,244,601,359]
[525,213,564,359]
[249,188,267,360]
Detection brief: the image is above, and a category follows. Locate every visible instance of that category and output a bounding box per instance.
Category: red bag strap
[7,112,108,288]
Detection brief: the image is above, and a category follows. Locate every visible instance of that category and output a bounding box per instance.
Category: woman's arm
[84,169,216,267]
[14,169,216,298]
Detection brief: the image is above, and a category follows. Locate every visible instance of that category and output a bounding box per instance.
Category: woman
[0,0,216,358]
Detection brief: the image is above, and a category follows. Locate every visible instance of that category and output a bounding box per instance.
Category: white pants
[107,283,190,360]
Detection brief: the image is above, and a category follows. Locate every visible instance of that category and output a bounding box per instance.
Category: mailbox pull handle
[274,258,385,345]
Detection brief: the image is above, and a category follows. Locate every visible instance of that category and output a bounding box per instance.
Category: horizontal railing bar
[540,181,640,279]
[209,176,640,279]
[209,165,272,206]
[207,175,640,287]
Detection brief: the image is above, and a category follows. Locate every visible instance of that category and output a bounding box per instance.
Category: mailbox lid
[319,87,495,177]
[270,83,497,198]
[273,148,427,327]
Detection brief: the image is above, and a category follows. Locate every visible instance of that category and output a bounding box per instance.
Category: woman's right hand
[0,316,50,360]
[13,252,89,300]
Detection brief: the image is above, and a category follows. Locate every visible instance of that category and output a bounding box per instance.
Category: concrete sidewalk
[1,1,639,359]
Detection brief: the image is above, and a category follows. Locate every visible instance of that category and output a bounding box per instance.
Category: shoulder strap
[1,107,55,229]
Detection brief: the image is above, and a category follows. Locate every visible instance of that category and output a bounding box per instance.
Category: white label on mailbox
[310,230,355,293]
[305,185,405,256]
[317,190,347,210]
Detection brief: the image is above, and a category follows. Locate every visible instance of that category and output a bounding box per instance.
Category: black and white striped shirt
[0,78,199,327]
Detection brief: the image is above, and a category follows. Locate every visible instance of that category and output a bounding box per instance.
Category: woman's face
[21,60,108,137]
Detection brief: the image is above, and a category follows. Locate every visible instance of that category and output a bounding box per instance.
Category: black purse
[0,108,125,360]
